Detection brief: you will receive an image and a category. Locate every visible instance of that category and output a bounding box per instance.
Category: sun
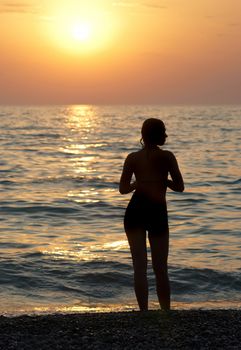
[71,22,92,42]
[42,3,119,54]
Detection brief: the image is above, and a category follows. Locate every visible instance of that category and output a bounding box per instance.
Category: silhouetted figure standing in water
[119,118,184,311]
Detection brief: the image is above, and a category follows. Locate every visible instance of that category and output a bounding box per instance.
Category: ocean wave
[172,197,208,204]
[231,178,241,185]
[0,242,34,249]
[27,133,62,138]
[1,257,240,298]
[0,202,122,224]
[171,266,241,293]
[30,175,118,188]
[0,180,18,186]
[0,204,80,215]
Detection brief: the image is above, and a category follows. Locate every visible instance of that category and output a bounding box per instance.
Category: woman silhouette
[119,118,184,311]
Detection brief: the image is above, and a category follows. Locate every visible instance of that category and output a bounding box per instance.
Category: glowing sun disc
[71,22,92,42]
[42,4,120,54]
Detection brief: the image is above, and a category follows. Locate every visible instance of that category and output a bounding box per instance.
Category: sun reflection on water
[68,189,99,203]
[42,246,104,262]
[61,105,102,178]
[66,105,97,130]
[103,240,127,250]
[42,240,128,262]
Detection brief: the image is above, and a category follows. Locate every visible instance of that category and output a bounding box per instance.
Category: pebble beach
[1,310,240,349]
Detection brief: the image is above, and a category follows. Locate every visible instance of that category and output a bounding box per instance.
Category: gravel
[0,310,240,349]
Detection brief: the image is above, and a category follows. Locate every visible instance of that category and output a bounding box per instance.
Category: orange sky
[1,0,241,105]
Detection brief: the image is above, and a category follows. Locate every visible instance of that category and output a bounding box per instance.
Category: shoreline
[1,309,240,349]
[2,299,240,318]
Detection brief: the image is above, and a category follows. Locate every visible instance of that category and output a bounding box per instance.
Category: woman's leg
[126,228,148,311]
[148,230,170,310]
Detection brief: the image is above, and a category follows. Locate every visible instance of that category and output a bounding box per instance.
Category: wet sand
[0,310,240,349]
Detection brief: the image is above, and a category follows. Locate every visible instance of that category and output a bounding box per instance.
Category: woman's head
[141,118,167,147]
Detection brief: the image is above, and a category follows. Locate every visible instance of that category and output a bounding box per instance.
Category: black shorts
[124,192,168,235]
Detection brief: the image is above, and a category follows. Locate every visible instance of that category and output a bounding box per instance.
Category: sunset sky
[1,0,241,105]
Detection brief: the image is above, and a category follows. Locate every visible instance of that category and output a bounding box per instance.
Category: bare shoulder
[124,151,139,165]
[160,150,179,166]
[127,150,141,160]
[160,149,175,160]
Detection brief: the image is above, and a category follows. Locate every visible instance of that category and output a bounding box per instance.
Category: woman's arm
[167,152,184,192]
[119,154,136,194]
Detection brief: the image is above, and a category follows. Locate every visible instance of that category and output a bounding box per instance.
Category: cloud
[0,2,39,14]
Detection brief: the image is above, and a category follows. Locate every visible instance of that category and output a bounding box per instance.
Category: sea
[0,105,240,316]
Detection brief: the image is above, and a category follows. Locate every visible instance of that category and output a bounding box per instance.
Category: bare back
[131,148,168,202]
[119,147,184,203]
